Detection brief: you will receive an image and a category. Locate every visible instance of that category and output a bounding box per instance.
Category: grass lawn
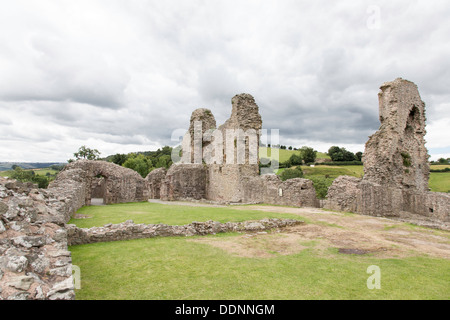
[69,202,304,228]
[71,236,449,300]
[69,202,450,300]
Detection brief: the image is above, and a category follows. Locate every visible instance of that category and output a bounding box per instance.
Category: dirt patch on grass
[213,205,450,259]
[148,201,450,259]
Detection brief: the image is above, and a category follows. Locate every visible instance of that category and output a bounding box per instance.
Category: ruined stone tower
[363,78,430,192]
[326,78,449,228]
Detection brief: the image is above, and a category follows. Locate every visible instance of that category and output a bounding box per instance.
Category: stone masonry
[0,178,76,300]
[363,78,430,191]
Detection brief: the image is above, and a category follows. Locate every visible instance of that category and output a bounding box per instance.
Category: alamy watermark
[72,265,81,289]
[367,5,381,30]
[367,265,381,289]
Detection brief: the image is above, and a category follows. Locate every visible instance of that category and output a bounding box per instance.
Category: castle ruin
[0,78,449,300]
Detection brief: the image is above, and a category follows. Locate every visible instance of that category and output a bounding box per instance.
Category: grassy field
[0,168,58,177]
[429,172,450,193]
[69,202,450,300]
[277,165,448,193]
[69,202,304,228]
[259,147,330,163]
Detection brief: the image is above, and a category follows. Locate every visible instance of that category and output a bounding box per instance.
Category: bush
[123,154,153,178]
[9,167,50,188]
[280,167,303,181]
[328,146,358,162]
[430,167,450,173]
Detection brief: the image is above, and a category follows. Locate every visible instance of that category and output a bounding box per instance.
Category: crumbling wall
[160,164,207,201]
[363,78,430,191]
[146,168,167,199]
[0,178,75,300]
[263,176,318,207]
[326,78,449,229]
[53,160,148,205]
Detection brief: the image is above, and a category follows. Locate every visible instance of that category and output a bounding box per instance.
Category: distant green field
[259,147,330,163]
[429,172,450,193]
[276,165,448,194]
[0,168,58,178]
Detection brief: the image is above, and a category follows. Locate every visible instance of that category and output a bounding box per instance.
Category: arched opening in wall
[405,105,420,136]
[91,174,107,206]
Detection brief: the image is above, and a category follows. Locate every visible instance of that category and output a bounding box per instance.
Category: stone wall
[262,176,319,208]
[363,78,430,192]
[0,178,75,300]
[146,168,167,199]
[67,218,303,245]
[160,164,207,201]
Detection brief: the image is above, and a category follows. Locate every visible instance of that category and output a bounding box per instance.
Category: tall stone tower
[207,93,263,203]
[363,78,430,192]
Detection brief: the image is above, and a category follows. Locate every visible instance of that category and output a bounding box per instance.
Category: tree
[355,152,363,162]
[123,154,153,178]
[328,146,355,162]
[300,146,317,164]
[73,145,101,161]
[111,153,128,166]
[155,154,172,169]
[288,153,303,166]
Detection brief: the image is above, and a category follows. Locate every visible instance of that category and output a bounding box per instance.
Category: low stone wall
[325,176,450,230]
[67,219,303,245]
[262,176,319,207]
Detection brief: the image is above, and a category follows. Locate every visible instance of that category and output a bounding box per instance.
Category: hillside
[259,147,330,163]
[0,162,65,172]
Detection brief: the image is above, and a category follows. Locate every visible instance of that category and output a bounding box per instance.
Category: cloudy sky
[0,0,449,162]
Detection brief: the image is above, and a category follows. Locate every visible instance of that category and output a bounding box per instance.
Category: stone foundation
[67,219,303,245]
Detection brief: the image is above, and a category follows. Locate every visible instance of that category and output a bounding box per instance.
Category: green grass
[275,165,448,194]
[429,172,450,193]
[70,235,450,300]
[68,202,304,228]
[259,147,330,163]
[0,168,58,177]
